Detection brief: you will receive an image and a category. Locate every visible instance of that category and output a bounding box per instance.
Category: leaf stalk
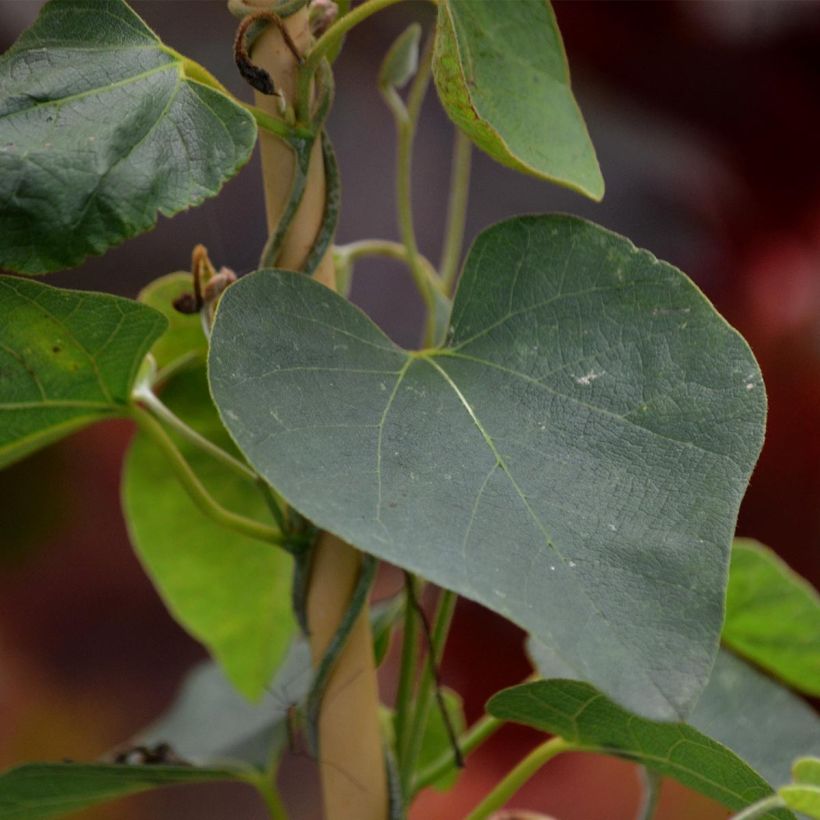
[465,736,575,820]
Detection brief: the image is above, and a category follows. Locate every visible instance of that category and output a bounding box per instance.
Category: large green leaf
[122,368,296,700]
[137,273,207,378]
[209,214,766,721]
[724,539,820,696]
[0,763,246,820]
[0,276,166,469]
[0,0,256,274]
[433,0,603,199]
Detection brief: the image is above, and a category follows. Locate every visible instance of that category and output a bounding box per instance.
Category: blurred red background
[1,1,818,818]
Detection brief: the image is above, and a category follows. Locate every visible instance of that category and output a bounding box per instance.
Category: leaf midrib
[0,61,178,123]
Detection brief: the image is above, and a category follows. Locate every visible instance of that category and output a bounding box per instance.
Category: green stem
[465,737,575,820]
[391,33,437,346]
[335,239,445,294]
[400,587,457,793]
[439,129,472,293]
[394,573,420,765]
[729,795,788,820]
[296,0,426,119]
[636,767,662,820]
[412,713,503,795]
[245,103,310,140]
[130,407,286,547]
[243,773,288,820]
[134,386,258,483]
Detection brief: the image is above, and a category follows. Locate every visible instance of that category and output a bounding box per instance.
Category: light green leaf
[780,785,820,818]
[794,758,820,785]
[0,763,246,820]
[0,276,166,469]
[415,688,466,791]
[780,757,820,820]
[209,214,766,721]
[0,0,256,274]
[433,0,603,199]
[725,539,820,695]
[122,368,295,700]
[137,273,207,379]
[140,641,312,771]
[378,23,422,91]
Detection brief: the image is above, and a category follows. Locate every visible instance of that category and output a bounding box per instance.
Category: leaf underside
[0,0,256,274]
[0,275,166,469]
[209,214,766,721]
[433,0,604,199]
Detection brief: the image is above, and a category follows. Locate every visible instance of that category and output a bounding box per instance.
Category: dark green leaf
[0,276,165,469]
[378,23,422,91]
[0,0,256,274]
[0,763,245,820]
[137,273,206,379]
[488,668,793,818]
[209,215,765,721]
[530,639,820,807]
[725,539,820,696]
[433,0,603,199]
[122,368,296,700]
[141,641,312,770]
[415,688,466,791]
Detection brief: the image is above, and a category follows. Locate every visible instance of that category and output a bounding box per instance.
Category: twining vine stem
[334,240,445,296]
[134,386,257,482]
[393,573,420,772]
[296,0,431,121]
[465,736,576,820]
[412,713,503,794]
[439,129,472,293]
[401,587,458,791]
[636,767,663,820]
[240,772,289,820]
[130,406,286,547]
[385,32,438,346]
[728,795,788,820]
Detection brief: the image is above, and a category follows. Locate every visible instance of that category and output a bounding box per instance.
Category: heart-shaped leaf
[487,653,812,819]
[123,368,296,700]
[0,763,247,820]
[209,215,766,721]
[433,0,604,199]
[0,0,256,274]
[0,276,166,469]
[724,539,820,696]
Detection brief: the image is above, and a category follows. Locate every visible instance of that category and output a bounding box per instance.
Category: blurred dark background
[1,1,819,818]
